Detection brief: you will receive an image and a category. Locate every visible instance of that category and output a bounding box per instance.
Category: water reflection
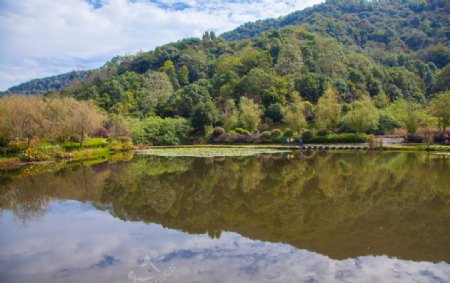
[0,151,449,282]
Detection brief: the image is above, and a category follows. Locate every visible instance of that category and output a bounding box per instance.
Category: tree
[132,116,191,146]
[173,84,211,117]
[190,101,219,133]
[239,97,262,132]
[342,97,379,133]
[220,99,240,131]
[265,103,283,123]
[70,100,106,147]
[0,95,45,148]
[390,99,434,135]
[315,88,341,131]
[295,72,329,103]
[141,72,174,114]
[283,95,307,132]
[237,68,272,103]
[429,91,450,135]
[105,114,133,137]
[275,45,303,76]
[178,65,190,86]
[432,64,450,93]
[162,60,180,89]
[43,96,77,142]
[385,67,425,102]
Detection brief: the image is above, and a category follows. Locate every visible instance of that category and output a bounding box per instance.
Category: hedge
[303,133,368,144]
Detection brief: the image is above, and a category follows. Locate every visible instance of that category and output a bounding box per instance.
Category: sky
[0,0,325,91]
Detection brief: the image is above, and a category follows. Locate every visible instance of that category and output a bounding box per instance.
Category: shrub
[302,130,313,139]
[19,147,51,162]
[407,134,424,143]
[0,136,9,148]
[93,127,109,138]
[304,133,367,144]
[0,141,23,157]
[235,128,250,134]
[283,128,293,137]
[132,116,192,146]
[261,131,272,140]
[44,145,66,159]
[110,137,134,151]
[271,129,282,137]
[202,129,214,143]
[110,140,123,152]
[317,129,329,136]
[212,127,225,137]
[271,134,285,143]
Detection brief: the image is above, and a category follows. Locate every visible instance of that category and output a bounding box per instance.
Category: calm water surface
[0,151,449,282]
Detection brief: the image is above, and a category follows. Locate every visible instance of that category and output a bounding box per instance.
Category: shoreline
[2,143,449,170]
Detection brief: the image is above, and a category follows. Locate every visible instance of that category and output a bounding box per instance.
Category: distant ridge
[2,70,88,95]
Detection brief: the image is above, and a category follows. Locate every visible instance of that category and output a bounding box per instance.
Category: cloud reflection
[0,201,449,283]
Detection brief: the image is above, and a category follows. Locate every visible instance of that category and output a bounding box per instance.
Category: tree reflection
[1,152,449,261]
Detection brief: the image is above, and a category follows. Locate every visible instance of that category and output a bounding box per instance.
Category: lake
[0,150,449,282]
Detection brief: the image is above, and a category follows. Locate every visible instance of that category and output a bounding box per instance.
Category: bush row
[303,133,368,144]
[210,127,368,144]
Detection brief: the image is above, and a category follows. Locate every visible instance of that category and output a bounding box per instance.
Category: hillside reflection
[1,151,449,262]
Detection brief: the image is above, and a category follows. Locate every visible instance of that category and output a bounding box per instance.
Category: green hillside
[221,0,450,67]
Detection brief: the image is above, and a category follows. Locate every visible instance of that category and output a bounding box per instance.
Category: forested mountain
[2,70,87,95]
[222,0,450,67]
[3,0,450,142]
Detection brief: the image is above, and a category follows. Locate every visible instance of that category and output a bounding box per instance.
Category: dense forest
[222,0,450,64]
[1,0,450,146]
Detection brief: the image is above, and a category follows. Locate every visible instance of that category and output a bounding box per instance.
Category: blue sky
[0,0,324,90]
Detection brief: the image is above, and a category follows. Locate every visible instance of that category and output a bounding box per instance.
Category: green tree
[429,91,450,135]
[315,88,341,131]
[237,68,272,103]
[132,116,191,145]
[283,95,307,132]
[190,101,219,133]
[173,84,211,117]
[390,99,434,135]
[239,97,262,132]
[220,99,239,131]
[178,65,190,86]
[342,97,379,133]
[265,103,283,123]
[275,45,303,76]
[432,64,450,93]
[141,71,174,114]
[295,72,329,103]
[162,60,180,89]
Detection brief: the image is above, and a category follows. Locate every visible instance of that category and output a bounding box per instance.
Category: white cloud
[0,0,324,90]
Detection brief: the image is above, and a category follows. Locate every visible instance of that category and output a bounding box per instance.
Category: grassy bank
[0,137,133,169]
